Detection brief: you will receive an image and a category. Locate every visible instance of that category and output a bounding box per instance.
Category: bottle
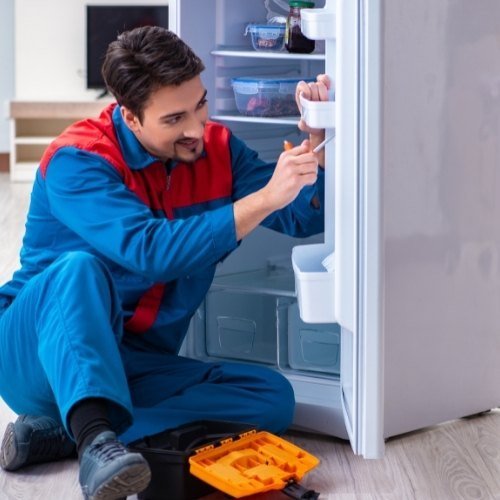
[285,1,315,54]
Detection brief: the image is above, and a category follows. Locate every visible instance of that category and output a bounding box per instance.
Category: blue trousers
[0,251,294,444]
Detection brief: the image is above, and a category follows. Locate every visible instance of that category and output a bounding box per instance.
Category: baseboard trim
[0,153,9,172]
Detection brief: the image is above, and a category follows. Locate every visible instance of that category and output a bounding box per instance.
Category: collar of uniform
[112,104,160,170]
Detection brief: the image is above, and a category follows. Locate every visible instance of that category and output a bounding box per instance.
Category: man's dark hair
[101,26,205,122]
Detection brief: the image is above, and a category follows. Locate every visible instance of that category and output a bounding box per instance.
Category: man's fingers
[317,80,329,101]
[299,172,319,186]
[316,74,331,90]
[296,75,331,104]
[283,140,311,156]
[291,157,319,175]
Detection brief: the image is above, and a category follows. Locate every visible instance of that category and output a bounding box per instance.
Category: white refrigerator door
[379,0,500,441]
[338,0,500,458]
[334,0,384,458]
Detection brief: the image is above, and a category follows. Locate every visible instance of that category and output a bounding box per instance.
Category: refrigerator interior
[171,0,348,439]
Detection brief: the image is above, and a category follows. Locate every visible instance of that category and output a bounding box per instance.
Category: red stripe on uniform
[124,283,166,334]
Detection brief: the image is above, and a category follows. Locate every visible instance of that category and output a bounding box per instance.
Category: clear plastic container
[231,77,313,117]
[245,24,286,52]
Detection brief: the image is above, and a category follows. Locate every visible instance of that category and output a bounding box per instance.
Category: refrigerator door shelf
[301,8,336,41]
[299,94,335,130]
[292,243,336,324]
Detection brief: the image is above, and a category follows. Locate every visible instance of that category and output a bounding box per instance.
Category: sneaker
[0,414,76,471]
[79,430,151,500]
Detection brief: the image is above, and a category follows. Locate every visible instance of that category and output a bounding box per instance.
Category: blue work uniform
[0,104,325,443]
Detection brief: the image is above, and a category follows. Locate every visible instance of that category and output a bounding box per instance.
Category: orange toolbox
[129,421,320,499]
[189,429,320,498]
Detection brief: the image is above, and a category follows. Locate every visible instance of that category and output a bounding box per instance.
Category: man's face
[121,75,208,163]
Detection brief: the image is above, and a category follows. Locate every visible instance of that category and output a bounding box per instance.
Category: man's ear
[120,106,141,132]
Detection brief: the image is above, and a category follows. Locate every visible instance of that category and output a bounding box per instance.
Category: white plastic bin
[300,8,336,41]
[292,244,336,323]
[299,94,336,130]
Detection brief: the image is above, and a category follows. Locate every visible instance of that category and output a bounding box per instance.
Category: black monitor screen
[86,5,168,89]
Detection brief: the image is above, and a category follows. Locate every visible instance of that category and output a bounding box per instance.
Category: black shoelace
[88,439,128,464]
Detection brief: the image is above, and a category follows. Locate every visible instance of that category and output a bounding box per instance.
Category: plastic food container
[232,77,313,117]
[245,24,286,51]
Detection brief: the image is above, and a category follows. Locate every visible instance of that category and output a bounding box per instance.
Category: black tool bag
[128,420,254,500]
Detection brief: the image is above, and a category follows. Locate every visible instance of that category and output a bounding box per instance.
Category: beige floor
[0,173,499,500]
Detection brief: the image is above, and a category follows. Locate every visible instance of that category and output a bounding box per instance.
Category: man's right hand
[261,139,318,210]
[233,140,319,241]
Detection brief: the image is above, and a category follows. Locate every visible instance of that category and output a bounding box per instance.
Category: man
[0,26,329,499]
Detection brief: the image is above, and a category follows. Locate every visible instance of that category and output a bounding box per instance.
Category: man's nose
[183,114,205,139]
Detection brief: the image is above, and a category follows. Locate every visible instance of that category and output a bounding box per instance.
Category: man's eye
[197,98,208,109]
[165,116,182,125]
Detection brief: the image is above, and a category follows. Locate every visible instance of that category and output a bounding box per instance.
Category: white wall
[15,0,168,101]
[0,0,14,151]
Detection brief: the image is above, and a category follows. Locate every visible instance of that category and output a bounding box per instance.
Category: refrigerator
[171,0,500,458]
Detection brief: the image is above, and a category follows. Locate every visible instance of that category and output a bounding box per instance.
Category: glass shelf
[211,113,299,126]
[211,47,326,60]
[212,268,296,297]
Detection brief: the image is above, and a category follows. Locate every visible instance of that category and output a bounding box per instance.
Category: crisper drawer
[286,303,340,375]
[203,287,340,376]
[205,288,293,365]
